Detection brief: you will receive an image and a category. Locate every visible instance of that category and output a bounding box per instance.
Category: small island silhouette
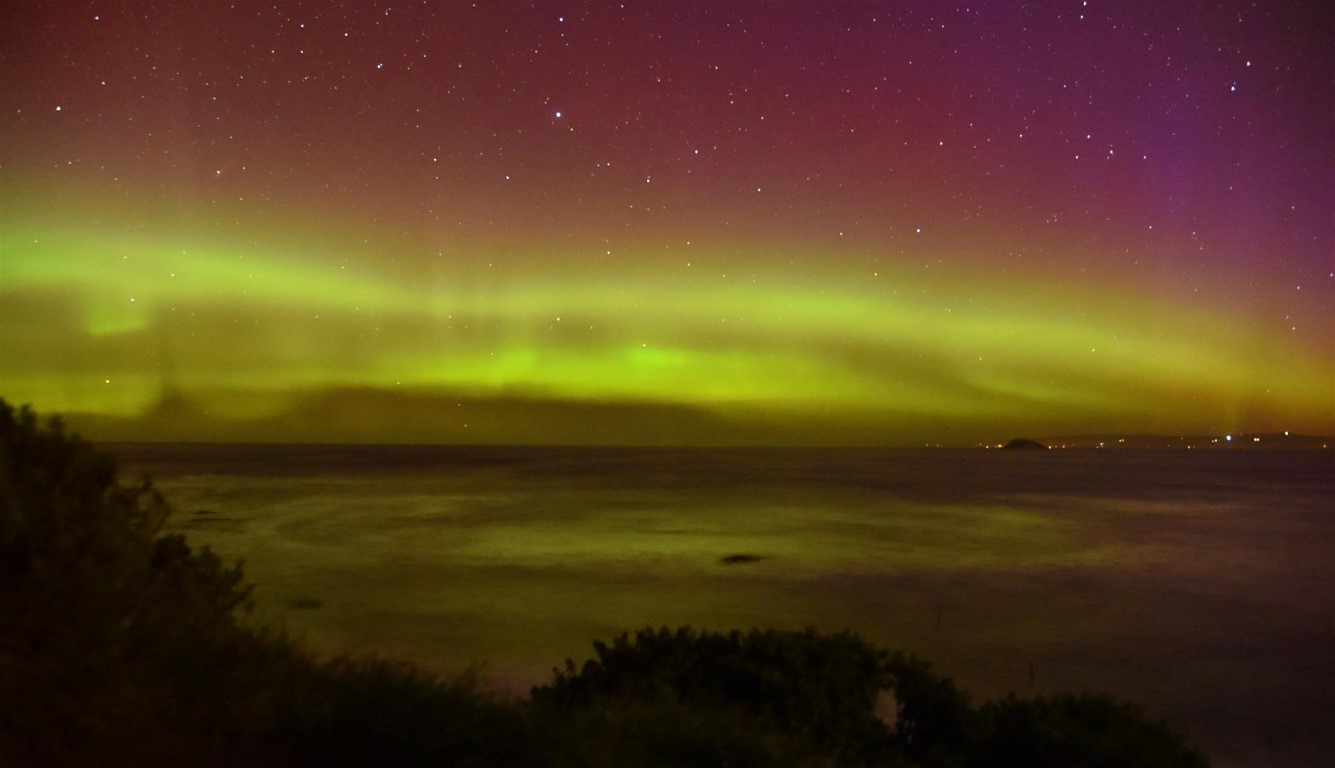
[1002,438,1048,450]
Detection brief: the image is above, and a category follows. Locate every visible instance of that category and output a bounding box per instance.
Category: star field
[2,1,1332,443]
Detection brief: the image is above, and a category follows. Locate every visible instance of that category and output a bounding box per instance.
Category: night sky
[3,1,1332,444]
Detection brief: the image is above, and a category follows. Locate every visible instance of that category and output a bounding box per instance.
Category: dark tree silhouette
[1,400,254,763]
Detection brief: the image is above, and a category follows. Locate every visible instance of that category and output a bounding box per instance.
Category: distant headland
[998,433,1331,450]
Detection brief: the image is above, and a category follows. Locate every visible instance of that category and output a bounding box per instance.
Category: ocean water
[110,444,1333,767]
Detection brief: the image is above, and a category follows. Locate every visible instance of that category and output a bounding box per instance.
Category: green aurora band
[2,187,1331,443]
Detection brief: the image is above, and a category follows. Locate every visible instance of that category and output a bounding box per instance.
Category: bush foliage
[0,399,1208,766]
[2,400,252,763]
[532,627,1207,767]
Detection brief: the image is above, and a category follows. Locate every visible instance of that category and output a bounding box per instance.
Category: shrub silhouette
[0,400,533,767]
[968,693,1209,768]
[1,400,255,763]
[534,627,1208,767]
[534,626,900,765]
[882,651,979,767]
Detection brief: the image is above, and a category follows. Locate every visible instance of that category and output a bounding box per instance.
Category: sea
[108,443,1333,768]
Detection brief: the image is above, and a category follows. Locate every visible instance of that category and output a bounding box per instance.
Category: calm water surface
[111,445,1334,768]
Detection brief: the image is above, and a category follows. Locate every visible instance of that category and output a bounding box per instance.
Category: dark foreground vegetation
[0,400,1208,766]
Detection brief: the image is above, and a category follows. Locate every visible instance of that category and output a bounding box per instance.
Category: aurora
[2,2,1330,444]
